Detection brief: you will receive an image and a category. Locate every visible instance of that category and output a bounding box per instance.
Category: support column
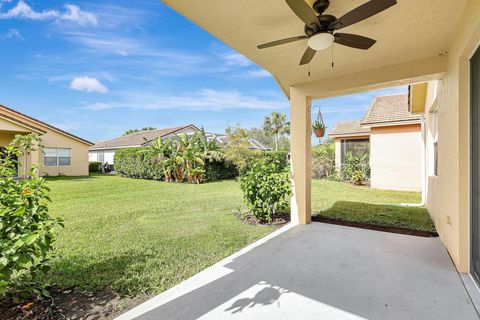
[290,87,312,225]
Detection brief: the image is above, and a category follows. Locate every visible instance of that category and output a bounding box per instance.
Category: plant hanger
[312,106,326,138]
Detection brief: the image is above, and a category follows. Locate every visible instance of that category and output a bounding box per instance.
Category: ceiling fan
[257,0,397,65]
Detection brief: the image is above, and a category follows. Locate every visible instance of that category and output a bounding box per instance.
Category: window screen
[44,148,71,167]
[340,139,369,164]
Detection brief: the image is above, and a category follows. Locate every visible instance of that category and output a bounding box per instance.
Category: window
[341,139,369,164]
[97,151,105,163]
[44,148,71,167]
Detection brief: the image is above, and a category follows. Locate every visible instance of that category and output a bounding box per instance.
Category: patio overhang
[161,0,461,97]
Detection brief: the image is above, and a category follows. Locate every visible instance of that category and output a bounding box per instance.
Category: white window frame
[44,148,71,167]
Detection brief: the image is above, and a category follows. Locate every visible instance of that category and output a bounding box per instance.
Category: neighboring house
[89,126,271,165]
[88,125,200,165]
[330,93,423,192]
[0,104,92,177]
[204,132,270,151]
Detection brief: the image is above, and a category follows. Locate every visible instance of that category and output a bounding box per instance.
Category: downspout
[400,114,427,207]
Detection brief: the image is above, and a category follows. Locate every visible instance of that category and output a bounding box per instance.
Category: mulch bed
[0,289,149,320]
[312,216,438,237]
[234,211,289,227]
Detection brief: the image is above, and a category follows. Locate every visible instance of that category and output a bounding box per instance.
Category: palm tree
[263,112,289,151]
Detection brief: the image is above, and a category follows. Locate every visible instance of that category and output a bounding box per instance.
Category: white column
[290,87,312,225]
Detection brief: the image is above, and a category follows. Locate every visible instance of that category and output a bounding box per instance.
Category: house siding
[369,124,423,192]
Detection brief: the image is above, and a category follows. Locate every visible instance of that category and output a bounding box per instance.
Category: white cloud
[221,52,251,67]
[70,76,108,93]
[0,1,97,26]
[245,69,271,78]
[84,89,288,111]
[2,28,23,40]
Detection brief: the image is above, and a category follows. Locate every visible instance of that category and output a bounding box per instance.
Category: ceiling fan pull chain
[308,63,311,77]
[331,44,335,68]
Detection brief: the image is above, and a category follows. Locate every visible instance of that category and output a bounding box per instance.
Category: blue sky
[0,0,406,144]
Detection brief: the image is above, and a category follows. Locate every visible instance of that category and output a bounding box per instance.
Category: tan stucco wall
[369,124,423,192]
[0,110,90,177]
[334,138,341,171]
[39,129,89,176]
[423,0,480,272]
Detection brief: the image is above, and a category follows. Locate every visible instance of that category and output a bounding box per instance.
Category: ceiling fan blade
[330,0,397,30]
[334,33,376,50]
[300,47,316,65]
[286,0,320,28]
[258,35,308,49]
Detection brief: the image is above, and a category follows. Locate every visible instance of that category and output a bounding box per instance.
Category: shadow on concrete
[129,223,477,320]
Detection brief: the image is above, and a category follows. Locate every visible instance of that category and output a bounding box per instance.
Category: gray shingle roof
[329,120,370,137]
[90,125,199,150]
[361,93,420,126]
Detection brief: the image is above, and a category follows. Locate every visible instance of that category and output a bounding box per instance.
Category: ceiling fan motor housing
[313,0,330,14]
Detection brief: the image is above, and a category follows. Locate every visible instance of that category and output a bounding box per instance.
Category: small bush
[312,141,336,179]
[341,152,370,182]
[0,140,62,301]
[239,157,291,223]
[89,161,102,173]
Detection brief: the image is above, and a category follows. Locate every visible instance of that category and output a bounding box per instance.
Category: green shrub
[239,157,291,223]
[240,150,289,175]
[341,152,370,182]
[89,161,102,173]
[0,141,62,301]
[115,145,236,182]
[204,159,238,181]
[114,147,164,180]
[312,141,336,179]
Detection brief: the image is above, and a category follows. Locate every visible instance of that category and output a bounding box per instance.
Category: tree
[11,134,41,178]
[263,112,289,151]
[224,125,251,175]
[123,127,156,136]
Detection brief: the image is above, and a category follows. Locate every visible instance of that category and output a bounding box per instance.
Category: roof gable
[361,93,421,126]
[90,125,200,150]
[329,120,370,138]
[0,104,93,145]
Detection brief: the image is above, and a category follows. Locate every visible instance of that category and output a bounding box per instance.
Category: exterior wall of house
[334,138,341,171]
[0,110,91,177]
[369,124,422,192]
[38,129,89,176]
[421,0,480,272]
[89,149,116,164]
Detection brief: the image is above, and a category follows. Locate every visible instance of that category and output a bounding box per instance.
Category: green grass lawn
[46,174,274,296]
[45,175,434,298]
[312,180,435,232]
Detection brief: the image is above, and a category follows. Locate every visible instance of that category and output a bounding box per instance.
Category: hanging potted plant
[312,107,326,138]
[312,120,325,138]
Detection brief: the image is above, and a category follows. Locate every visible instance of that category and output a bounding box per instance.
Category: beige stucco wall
[38,129,89,176]
[334,138,341,171]
[0,110,90,177]
[423,0,480,272]
[369,124,423,192]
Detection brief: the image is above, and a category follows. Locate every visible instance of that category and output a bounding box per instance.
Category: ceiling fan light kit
[307,33,334,51]
[257,0,397,65]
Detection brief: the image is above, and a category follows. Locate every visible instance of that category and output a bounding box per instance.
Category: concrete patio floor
[117,223,479,320]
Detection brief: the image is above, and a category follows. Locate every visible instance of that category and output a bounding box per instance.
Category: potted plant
[312,120,326,138]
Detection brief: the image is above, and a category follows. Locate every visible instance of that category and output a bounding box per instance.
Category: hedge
[89,161,102,173]
[114,147,238,182]
[114,147,164,180]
